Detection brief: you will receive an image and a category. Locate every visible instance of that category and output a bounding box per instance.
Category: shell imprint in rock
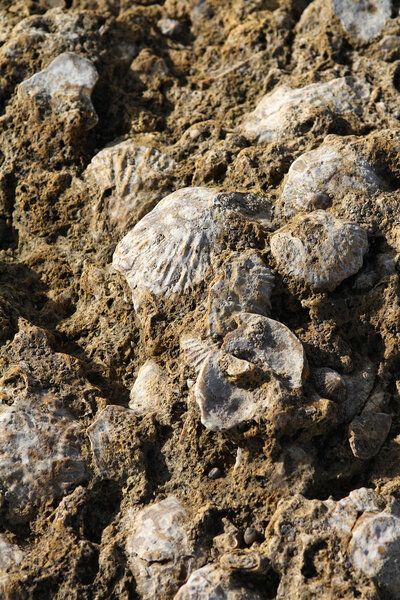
[180,336,220,373]
[125,496,197,599]
[348,412,392,459]
[18,52,99,128]
[82,140,175,227]
[312,367,347,402]
[195,313,306,430]
[207,251,274,338]
[270,210,368,291]
[350,513,400,597]
[0,397,86,524]
[113,187,271,310]
[332,0,391,41]
[282,144,382,217]
[240,77,369,144]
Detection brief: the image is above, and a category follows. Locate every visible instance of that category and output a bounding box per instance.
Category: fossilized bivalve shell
[350,512,400,597]
[312,367,347,402]
[19,52,99,128]
[180,337,220,373]
[113,187,271,311]
[194,313,306,431]
[282,144,382,217]
[332,0,391,41]
[125,495,198,599]
[348,412,392,459]
[323,487,385,534]
[207,251,275,338]
[129,359,176,416]
[0,397,86,524]
[240,77,369,144]
[270,210,368,291]
[82,139,175,227]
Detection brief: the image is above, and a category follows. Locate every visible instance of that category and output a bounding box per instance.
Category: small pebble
[244,527,261,546]
[208,467,221,479]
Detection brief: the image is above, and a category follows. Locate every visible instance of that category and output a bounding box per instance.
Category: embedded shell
[207,251,274,338]
[312,367,347,402]
[348,412,392,459]
[332,0,391,41]
[240,77,369,144]
[82,140,175,228]
[282,144,382,217]
[18,52,99,128]
[270,210,368,291]
[113,187,271,311]
[0,397,86,524]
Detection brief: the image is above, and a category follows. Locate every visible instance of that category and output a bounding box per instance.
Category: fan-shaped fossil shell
[348,412,392,459]
[207,251,275,338]
[240,77,369,144]
[282,145,382,217]
[0,397,86,524]
[83,140,175,228]
[332,0,391,41]
[270,210,368,291]
[113,188,271,310]
[19,52,99,128]
[312,367,347,402]
[125,496,197,599]
[180,336,219,373]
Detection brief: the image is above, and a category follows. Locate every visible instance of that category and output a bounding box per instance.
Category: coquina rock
[270,210,368,291]
[0,534,25,592]
[240,77,369,144]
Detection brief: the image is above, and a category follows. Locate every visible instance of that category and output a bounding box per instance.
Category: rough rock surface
[0,0,400,598]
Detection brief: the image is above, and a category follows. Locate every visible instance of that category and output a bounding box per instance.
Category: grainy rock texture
[1,0,400,598]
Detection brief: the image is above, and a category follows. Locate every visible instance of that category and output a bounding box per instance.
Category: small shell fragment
[332,0,391,41]
[348,412,392,459]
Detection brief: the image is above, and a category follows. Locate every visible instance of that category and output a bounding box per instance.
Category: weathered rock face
[1,0,400,598]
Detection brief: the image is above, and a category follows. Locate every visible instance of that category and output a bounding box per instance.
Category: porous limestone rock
[195,314,306,430]
[0,534,25,592]
[125,495,198,599]
[82,140,176,229]
[113,188,271,311]
[207,251,274,338]
[282,142,382,217]
[332,0,392,42]
[270,210,368,291]
[240,77,369,144]
[18,52,99,128]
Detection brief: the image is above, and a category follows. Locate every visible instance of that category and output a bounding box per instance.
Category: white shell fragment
[270,210,368,291]
[332,0,391,42]
[207,251,274,338]
[113,188,271,310]
[195,314,306,430]
[125,496,196,599]
[324,487,385,533]
[0,397,86,524]
[240,77,369,144]
[348,412,392,459]
[19,52,99,128]
[282,144,382,217]
[82,140,175,227]
[350,513,400,596]
[174,563,264,600]
[129,360,174,416]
